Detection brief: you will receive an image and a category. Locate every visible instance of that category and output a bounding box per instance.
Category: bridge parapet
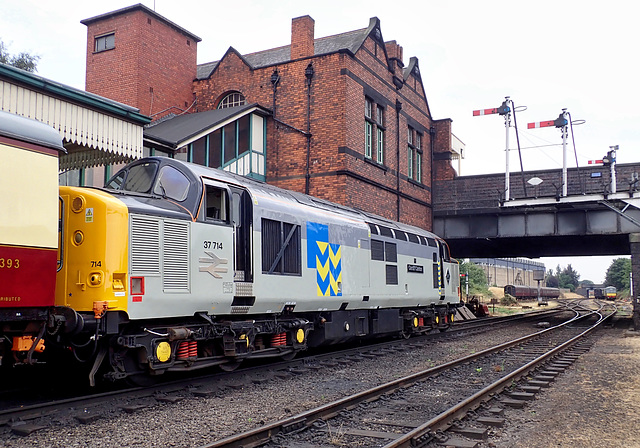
[434,163,640,213]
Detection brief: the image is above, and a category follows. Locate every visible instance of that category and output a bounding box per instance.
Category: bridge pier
[630,233,640,331]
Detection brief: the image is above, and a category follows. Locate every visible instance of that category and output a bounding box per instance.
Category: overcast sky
[1,0,635,283]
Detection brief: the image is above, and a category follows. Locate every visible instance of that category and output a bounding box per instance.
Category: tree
[605,258,631,291]
[546,265,580,291]
[458,260,489,298]
[0,39,39,72]
[546,268,559,288]
[558,264,580,292]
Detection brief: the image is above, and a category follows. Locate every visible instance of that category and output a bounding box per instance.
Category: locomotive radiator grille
[130,216,160,274]
[162,220,190,292]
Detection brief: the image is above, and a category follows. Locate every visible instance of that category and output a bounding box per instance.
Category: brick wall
[84,6,197,118]
[434,163,640,212]
[193,18,446,231]
[84,10,457,233]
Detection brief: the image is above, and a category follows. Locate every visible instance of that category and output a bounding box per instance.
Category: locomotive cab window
[153,166,190,202]
[106,161,158,193]
[204,185,229,222]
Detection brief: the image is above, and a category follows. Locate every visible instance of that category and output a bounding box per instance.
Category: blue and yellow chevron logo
[307,222,342,296]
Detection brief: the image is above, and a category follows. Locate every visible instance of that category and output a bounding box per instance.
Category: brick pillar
[291,16,315,60]
[630,233,640,330]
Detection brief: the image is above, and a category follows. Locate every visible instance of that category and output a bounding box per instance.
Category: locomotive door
[437,241,446,299]
[230,186,253,283]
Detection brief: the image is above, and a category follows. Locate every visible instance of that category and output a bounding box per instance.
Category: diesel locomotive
[1,112,461,385]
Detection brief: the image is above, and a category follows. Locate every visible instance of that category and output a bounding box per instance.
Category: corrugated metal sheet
[0,81,144,169]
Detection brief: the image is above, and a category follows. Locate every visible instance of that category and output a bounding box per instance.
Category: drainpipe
[305,63,314,195]
[395,99,402,221]
[430,125,435,211]
[270,70,280,179]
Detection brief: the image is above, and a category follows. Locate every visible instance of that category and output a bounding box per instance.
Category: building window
[376,105,384,165]
[365,98,384,164]
[408,127,423,183]
[365,99,373,159]
[218,92,246,109]
[94,33,115,52]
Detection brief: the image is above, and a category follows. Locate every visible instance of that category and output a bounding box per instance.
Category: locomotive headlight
[73,230,84,245]
[71,195,85,213]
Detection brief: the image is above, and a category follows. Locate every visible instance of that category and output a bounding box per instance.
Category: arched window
[218,92,246,109]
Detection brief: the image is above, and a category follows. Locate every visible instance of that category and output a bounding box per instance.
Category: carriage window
[205,185,228,222]
[153,166,190,201]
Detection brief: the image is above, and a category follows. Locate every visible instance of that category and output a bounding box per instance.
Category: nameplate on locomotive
[407,264,424,273]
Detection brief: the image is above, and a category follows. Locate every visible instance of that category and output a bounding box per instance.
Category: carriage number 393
[204,241,223,250]
[0,258,20,269]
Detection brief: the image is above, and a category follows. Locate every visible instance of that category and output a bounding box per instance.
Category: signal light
[497,101,510,116]
[602,150,616,166]
[554,113,568,127]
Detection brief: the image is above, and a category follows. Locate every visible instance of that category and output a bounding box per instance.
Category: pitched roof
[144,103,271,149]
[197,18,381,80]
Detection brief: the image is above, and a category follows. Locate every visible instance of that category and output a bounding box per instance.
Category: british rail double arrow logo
[199,251,229,278]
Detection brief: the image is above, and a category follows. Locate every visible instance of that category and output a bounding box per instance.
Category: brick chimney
[291,16,315,60]
[385,40,403,68]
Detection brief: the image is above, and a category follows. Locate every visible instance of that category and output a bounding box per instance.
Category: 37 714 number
[203,241,223,250]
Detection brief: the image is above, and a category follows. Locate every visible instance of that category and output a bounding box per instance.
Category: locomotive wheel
[279,350,296,361]
[219,360,242,372]
[125,373,160,387]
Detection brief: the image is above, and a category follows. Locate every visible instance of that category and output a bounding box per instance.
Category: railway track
[199,301,615,448]
[0,307,581,442]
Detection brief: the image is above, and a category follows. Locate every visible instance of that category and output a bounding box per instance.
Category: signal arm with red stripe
[528,120,555,129]
[473,108,499,116]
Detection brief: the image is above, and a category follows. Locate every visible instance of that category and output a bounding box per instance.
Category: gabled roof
[144,103,271,150]
[197,17,386,80]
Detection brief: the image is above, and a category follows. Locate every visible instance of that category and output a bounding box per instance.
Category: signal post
[630,234,640,331]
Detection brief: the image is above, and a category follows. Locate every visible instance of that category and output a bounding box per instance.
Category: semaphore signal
[473,97,525,202]
[527,109,581,197]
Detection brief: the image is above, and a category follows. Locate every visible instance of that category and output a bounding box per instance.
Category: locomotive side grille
[163,220,190,292]
[130,215,160,274]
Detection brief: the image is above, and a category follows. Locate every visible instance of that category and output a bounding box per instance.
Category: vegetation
[500,294,518,306]
[605,258,631,297]
[458,260,491,299]
[546,264,580,291]
[0,39,39,72]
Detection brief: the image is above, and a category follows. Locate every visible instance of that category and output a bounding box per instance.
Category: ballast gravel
[1,316,638,448]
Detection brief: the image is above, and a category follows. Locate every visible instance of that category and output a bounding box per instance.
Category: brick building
[82,4,461,231]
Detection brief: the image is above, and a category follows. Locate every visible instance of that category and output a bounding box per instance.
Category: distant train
[593,286,617,301]
[0,111,461,385]
[504,285,560,301]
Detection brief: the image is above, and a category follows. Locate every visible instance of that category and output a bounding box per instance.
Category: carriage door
[230,186,253,284]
